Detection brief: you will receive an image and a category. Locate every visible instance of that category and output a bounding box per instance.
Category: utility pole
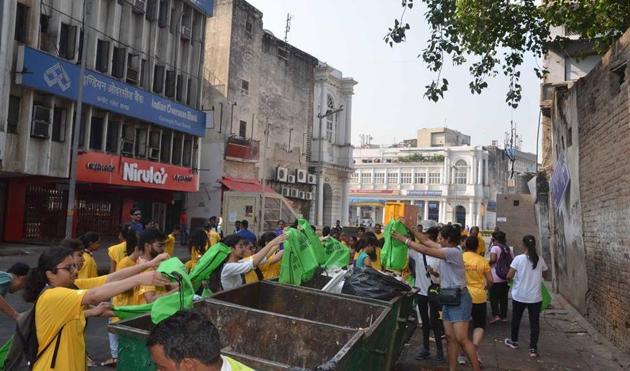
[316,105,343,227]
[65,0,89,238]
[259,122,271,235]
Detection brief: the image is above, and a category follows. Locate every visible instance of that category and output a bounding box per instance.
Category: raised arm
[82,271,170,306]
[392,232,447,260]
[252,234,286,267]
[104,253,169,283]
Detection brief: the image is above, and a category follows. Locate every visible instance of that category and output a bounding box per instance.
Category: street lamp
[316,105,343,227]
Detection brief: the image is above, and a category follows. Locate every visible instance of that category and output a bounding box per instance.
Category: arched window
[454,160,468,184]
[326,94,335,143]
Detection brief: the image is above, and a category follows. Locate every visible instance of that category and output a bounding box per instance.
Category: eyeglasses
[53,264,78,273]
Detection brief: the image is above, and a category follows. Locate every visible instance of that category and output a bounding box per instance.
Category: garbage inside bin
[341,267,412,301]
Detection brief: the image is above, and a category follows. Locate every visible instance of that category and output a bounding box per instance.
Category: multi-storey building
[416,127,471,147]
[0,0,212,241]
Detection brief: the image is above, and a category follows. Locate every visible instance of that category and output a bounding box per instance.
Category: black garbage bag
[341,267,412,301]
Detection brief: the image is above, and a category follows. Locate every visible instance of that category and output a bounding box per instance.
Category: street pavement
[2,242,630,370]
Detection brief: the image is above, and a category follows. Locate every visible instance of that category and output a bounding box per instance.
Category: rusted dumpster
[109,286,390,371]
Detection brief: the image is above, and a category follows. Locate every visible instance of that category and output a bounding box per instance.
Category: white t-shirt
[510,254,548,303]
[425,256,442,284]
[408,250,431,295]
[221,260,254,291]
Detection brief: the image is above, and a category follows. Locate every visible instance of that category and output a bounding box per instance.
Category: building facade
[311,63,356,227]
[350,146,490,228]
[0,0,211,241]
[416,127,471,148]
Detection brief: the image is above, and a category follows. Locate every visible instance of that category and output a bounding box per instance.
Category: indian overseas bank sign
[16,46,205,137]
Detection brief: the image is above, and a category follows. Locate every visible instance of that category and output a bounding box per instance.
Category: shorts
[471,303,487,329]
[442,288,472,322]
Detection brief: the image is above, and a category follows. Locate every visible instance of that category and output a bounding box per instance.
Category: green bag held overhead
[322,237,350,269]
[381,219,409,271]
[189,243,231,292]
[279,228,319,286]
[298,219,326,265]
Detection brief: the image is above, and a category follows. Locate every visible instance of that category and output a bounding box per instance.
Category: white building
[350,146,490,228]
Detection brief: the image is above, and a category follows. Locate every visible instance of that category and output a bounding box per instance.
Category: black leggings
[490,282,509,318]
[510,300,542,350]
[417,294,443,352]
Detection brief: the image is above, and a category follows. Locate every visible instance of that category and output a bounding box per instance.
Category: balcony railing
[225,136,260,162]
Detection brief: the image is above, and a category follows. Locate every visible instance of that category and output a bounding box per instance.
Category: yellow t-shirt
[476,236,486,256]
[261,253,281,280]
[75,275,108,290]
[78,251,98,279]
[112,256,138,308]
[207,230,221,247]
[353,248,382,271]
[185,248,203,272]
[33,287,87,371]
[108,241,127,263]
[243,256,259,284]
[463,251,491,304]
[164,234,176,256]
[374,232,384,240]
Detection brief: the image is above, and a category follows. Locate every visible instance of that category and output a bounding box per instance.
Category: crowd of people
[0,208,547,370]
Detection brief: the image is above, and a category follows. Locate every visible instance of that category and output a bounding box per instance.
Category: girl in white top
[504,235,548,359]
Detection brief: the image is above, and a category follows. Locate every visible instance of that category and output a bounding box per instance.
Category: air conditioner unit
[305,192,313,200]
[148,147,160,160]
[307,174,317,184]
[127,67,139,84]
[296,169,307,183]
[298,191,306,199]
[290,189,299,198]
[276,167,288,182]
[181,25,192,40]
[282,187,291,197]
[121,140,134,156]
[132,0,146,14]
[287,174,296,184]
[31,105,51,139]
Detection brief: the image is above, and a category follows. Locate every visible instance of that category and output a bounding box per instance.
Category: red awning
[220,177,276,194]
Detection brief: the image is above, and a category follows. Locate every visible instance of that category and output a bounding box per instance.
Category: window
[245,20,253,37]
[158,0,169,27]
[454,160,467,184]
[112,47,126,78]
[89,116,104,150]
[148,130,161,160]
[78,114,87,148]
[58,23,77,60]
[165,70,176,97]
[414,171,426,184]
[186,78,194,106]
[121,124,135,156]
[238,120,247,138]
[350,172,359,183]
[182,136,192,166]
[52,107,66,142]
[428,201,439,221]
[513,200,520,207]
[429,172,441,184]
[482,160,487,185]
[126,54,140,84]
[241,79,249,95]
[153,65,165,94]
[7,95,20,134]
[77,30,84,63]
[401,172,412,184]
[160,130,172,163]
[567,127,573,147]
[106,120,120,153]
[135,127,148,157]
[140,59,148,88]
[172,133,182,165]
[387,171,398,184]
[374,172,385,184]
[361,172,372,184]
[176,75,183,101]
[146,0,159,21]
[96,39,110,73]
[325,95,335,143]
[15,3,28,43]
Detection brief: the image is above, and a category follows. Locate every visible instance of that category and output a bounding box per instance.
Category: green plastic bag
[0,336,12,370]
[279,228,318,285]
[541,282,552,311]
[322,237,350,269]
[298,219,326,265]
[381,220,409,271]
[189,243,231,292]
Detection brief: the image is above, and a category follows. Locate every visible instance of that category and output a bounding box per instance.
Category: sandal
[87,356,96,367]
[100,358,118,367]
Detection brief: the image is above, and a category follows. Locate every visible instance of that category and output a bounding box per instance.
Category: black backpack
[495,244,514,280]
[4,289,66,370]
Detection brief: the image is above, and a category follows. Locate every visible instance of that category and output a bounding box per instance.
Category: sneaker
[529,349,539,359]
[504,338,519,349]
[457,354,467,365]
[435,351,445,362]
[416,349,431,360]
[489,315,501,324]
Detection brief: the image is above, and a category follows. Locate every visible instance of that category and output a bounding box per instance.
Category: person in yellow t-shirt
[108,224,133,273]
[470,226,486,257]
[77,232,101,279]
[148,309,254,371]
[164,225,181,257]
[373,223,384,240]
[135,228,175,304]
[22,246,170,371]
[185,228,209,272]
[462,236,493,361]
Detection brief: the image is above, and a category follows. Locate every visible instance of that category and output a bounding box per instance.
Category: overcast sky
[246,0,542,154]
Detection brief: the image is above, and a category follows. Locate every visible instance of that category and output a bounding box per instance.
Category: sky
[246,0,542,154]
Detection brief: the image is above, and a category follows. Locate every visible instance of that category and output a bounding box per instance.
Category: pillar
[439,200,446,223]
[317,172,324,226]
[476,200,483,227]
[468,199,475,227]
[423,201,429,220]
[477,156,483,185]
[355,206,361,225]
[341,180,350,225]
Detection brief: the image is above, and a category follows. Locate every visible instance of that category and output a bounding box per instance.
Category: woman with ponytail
[504,235,548,359]
[77,232,101,279]
[23,246,170,371]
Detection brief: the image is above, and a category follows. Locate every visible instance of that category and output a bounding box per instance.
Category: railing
[225,136,260,162]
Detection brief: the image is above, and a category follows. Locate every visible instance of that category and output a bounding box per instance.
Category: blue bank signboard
[187,0,213,16]
[17,46,205,137]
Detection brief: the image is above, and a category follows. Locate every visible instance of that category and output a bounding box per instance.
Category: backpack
[494,244,513,280]
[4,289,66,370]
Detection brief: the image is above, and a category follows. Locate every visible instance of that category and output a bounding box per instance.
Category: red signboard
[77,152,199,192]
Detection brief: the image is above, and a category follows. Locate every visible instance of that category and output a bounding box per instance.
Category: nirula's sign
[16,46,205,137]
